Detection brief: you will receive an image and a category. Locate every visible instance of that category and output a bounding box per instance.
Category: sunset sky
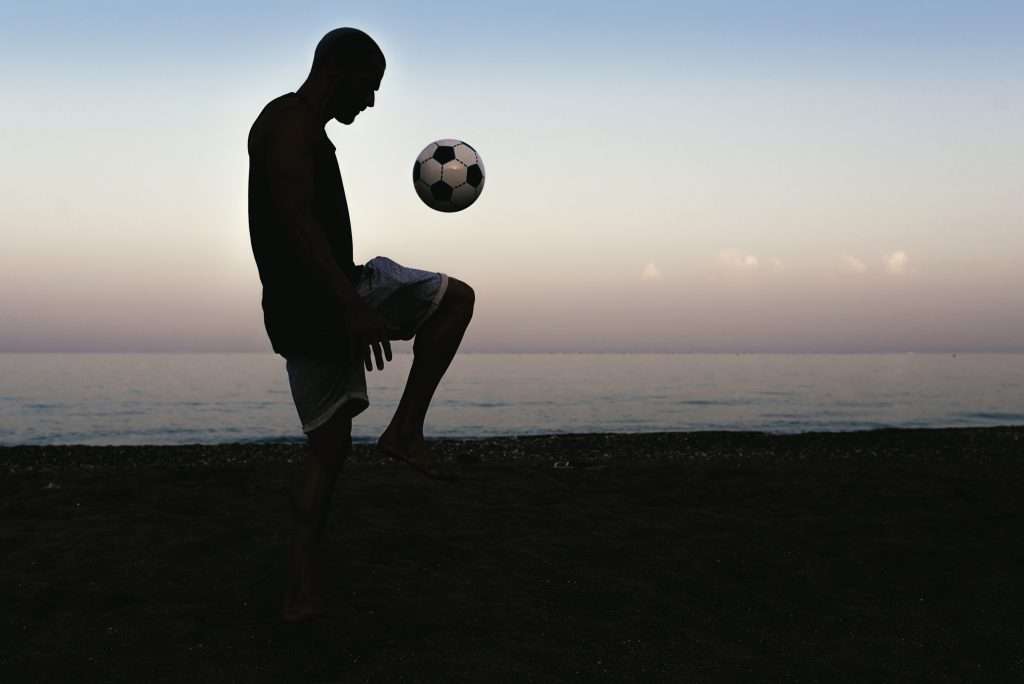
[2,1,1022,353]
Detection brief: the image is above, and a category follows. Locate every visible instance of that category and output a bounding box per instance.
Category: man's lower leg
[385,289,473,440]
[283,438,347,619]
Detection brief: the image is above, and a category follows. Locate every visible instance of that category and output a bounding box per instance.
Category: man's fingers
[353,326,393,372]
[372,341,384,371]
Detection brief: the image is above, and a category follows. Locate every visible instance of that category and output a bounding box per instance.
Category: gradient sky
[2,1,1022,352]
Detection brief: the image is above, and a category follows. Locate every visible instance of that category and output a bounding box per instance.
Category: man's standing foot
[282,539,328,623]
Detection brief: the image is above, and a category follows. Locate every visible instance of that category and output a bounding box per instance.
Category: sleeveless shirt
[247,93,362,359]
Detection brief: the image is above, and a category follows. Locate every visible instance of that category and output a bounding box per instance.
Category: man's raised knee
[445,278,475,321]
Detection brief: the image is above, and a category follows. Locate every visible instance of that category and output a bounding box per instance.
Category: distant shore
[3,426,1022,682]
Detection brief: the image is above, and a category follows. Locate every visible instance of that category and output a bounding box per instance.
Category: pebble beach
[3,427,1022,682]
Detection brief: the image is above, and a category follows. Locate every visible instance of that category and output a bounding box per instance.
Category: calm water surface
[1,353,1023,445]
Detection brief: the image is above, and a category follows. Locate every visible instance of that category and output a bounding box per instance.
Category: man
[247,27,475,623]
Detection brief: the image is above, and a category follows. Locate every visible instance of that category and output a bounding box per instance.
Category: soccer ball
[412,139,485,212]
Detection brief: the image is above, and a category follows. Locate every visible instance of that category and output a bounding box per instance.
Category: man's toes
[282,597,328,623]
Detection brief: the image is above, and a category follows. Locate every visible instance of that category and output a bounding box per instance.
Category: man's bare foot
[282,540,328,623]
[281,595,328,623]
[282,576,328,622]
[377,429,460,482]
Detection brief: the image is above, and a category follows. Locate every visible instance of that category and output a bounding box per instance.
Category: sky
[1,0,1022,353]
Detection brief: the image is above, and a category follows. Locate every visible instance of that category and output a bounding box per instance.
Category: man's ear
[324,66,348,88]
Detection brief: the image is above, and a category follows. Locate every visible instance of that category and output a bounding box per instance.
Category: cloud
[718,249,759,270]
[641,263,662,281]
[768,257,784,272]
[884,250,909,275]
[840,255,867,273]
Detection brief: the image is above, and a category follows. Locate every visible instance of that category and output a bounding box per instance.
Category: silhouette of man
[247,27,475,623]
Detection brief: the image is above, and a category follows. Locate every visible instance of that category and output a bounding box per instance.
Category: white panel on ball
[415,180,433,204]
[419,159,443,185]
[453,144,477,166]
[417,143,438,163]
[451,183,478,209]
[441,160,467,187]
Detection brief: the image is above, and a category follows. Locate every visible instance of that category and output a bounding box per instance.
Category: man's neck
[295,79,332,128]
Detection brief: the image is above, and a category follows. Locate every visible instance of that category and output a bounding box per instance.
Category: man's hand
[347,300,397,371]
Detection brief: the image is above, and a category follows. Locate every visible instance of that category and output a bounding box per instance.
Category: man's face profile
[329,66,384,124]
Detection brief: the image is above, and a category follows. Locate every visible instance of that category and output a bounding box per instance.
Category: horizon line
[2,349,1023,355]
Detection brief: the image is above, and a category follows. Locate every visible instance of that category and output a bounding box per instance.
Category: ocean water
[1,353,1023,446]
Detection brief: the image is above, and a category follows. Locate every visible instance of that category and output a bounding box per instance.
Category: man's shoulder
[263,92,306,118]
[248,94,314,150]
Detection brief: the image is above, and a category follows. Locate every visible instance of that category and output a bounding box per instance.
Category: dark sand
[2,427,1022,682]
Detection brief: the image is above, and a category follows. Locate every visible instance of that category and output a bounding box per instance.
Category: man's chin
[335,112,357,125]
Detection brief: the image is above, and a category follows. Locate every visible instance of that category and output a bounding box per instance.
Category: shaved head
[312,27,385,75]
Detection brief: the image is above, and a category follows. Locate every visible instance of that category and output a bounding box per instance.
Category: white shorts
[285,256,449,433]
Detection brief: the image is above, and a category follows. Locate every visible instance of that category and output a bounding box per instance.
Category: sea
[1,353,1023,446]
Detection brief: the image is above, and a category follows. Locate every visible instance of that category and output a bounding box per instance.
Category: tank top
[247,92,362,358]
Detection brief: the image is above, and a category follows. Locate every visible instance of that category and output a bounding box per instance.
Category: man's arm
[264,109,394,370]
[265,111,362,315]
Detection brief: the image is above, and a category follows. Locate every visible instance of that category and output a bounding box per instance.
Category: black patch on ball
[412,160,421,182]
[433,146,456,164]
[430,181,453,202]
[466,164,483,188]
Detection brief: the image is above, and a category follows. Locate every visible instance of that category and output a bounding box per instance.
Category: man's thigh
[359,256,449,341]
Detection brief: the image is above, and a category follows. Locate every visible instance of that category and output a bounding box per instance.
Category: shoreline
[2,425,1022,469]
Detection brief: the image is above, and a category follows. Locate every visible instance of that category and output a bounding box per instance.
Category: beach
[2,427,1022,682]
